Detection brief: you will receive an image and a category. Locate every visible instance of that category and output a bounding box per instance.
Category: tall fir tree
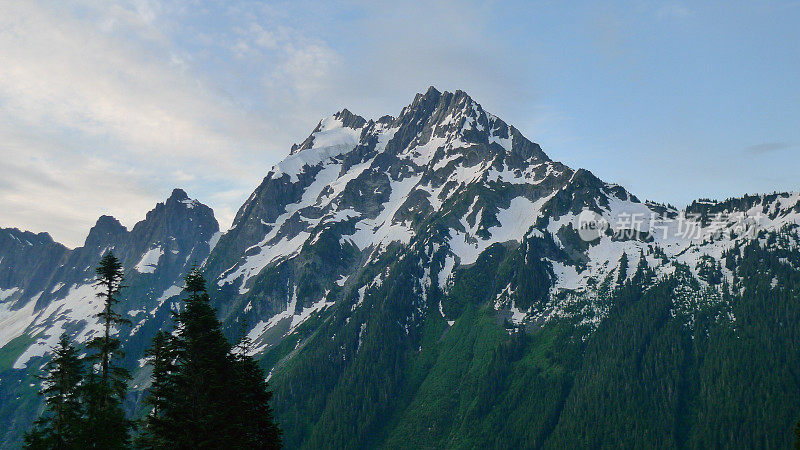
[616,252,629,287]
[23,334,85,450]
[228,344,283,448]
[167,268,233,447]
[141,268,281,448]
[795,419,800,449]
[136,331,177,449]
[83,252,131,449]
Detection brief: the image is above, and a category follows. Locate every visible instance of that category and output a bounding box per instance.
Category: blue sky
[1,0,798,246]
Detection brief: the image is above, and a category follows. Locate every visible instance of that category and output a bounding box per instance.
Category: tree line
[23,253,282,449]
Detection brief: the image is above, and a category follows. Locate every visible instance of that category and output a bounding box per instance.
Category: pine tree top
[184,267,206,295]
[96,252,123,283]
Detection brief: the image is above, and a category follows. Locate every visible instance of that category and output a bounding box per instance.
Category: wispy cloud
[745,142,794,154]
[656,3,694,20]
[0,0,345,246]
[0,0,536,247]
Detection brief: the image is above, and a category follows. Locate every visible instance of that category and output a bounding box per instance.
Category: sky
[1,0,798,247]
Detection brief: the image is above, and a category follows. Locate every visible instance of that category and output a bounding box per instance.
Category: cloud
[0,0,346,246]
[656,3,694,20]
[0,0,546,247]
[277,43,342,97]
[0,1,266,169]
[745,142,794,154]
[0,122,156,245]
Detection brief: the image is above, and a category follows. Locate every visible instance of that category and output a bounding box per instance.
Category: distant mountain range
[2,87,799,448]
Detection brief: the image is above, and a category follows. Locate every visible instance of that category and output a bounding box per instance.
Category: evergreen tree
[616,252,629,287]
[136,331,177,449]
[83,252,131,448]
[142,268,281,448]
[166,268,233,447]
[230,335,283,448]
[631,250,651,286]
[795,419,800,449]
[24,334,85,450]
[91,253,130,385]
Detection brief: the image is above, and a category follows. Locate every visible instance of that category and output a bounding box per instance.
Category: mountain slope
[195,88,800,448]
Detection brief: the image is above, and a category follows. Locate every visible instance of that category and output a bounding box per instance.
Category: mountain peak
[398,87,481,127]
[333,108,367,130]
[163,188,205,211]
[168,188,189,201]
[423,85,441,98]
[406,86,443,113]
[154,189,216,223]
[407,87,476,112]
[272,87,550,187]
[0,228,58,247]
[84,214,127,248]
[94,214,124,230]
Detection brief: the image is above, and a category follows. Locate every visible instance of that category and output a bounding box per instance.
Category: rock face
[2,88,800,448]
[0,230,69,304]
[204,88,576,336]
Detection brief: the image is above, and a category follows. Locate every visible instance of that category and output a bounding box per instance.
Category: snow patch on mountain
[0,295,35,348]
[151,284,183,315]
[180,199,198,209]
[0,287,20,302]
[14,283,105,368]
[208,231,222,252]
[134,247,164,273]
[245,287,332,354]
[438,255,455,290]
[449,194,553,265]
[271,116,363,182]
[345,174,422,252]
[221,160,345,292]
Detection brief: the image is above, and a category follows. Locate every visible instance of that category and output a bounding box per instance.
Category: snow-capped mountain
[197,88,800,447]
[2,88,799,448]
[0,188,218,446]
[201,87,800,351]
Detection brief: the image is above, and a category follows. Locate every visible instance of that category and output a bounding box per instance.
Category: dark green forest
[265,228,800,449]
